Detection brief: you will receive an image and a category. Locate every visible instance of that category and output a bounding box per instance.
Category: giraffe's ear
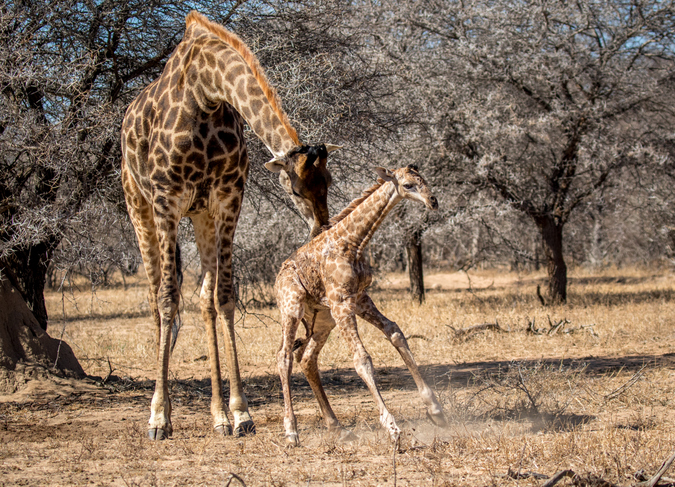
[265,156,290,173]
[325,144,342,153]
[374,167,396,182]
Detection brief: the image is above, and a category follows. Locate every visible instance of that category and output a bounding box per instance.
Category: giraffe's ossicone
[275,165,447,446]
[121,11,340,440]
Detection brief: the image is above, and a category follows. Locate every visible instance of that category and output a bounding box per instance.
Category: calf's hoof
[285,433,300,447]
[234,420,256,437]
[333,427,357,443]
[427,410,448,428]
[148,427,171,440]
[215,424,233,436]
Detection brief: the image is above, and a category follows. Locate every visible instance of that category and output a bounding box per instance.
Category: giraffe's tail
[170,243,184,354]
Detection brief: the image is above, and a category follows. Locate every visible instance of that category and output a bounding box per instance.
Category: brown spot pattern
[119,12,335,438]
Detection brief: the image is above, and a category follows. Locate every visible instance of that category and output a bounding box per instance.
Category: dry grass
[1,266,674,486]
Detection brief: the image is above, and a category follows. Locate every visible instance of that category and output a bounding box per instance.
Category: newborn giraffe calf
[275,165,448,446]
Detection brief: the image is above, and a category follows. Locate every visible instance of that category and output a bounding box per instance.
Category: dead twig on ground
[503,451,675,487]
[101,357,115,385]
[507,468,548,480]
[633,451,675,487]
[405,334,429,341]
[448,320,509,342]
[540,470,614,487]
[527,317,547,335]
[563,324,599,337]
[516,363,539,414]
[604,363,649,403]
[547,316,569,336]
[526,317,597,338]
[634,470,675,486]
[224,472,246,487]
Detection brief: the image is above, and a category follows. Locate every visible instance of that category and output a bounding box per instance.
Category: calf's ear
[374,167,396,182]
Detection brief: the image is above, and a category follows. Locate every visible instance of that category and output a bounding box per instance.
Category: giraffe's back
[276,232,374,309]
[120,25,249,217]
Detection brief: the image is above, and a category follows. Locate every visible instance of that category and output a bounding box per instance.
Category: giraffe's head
[374,165,439,211]
[265,144,340,238]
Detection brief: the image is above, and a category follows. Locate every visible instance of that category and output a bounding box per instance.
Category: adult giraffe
[121,11,338,440]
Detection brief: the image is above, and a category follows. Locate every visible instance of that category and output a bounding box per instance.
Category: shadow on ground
[29,351,670,410]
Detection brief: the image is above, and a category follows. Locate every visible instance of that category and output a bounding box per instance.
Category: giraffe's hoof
[339,429,358,443]
[389,429,402,443]
[214,424,233,436]
[148,427,171,440]
[330,427,357,443]
[285,433,300,447]
[427,410,448,428]
[234,420,256,437]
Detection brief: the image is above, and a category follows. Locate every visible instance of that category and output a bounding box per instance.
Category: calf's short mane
[328,179,385,228]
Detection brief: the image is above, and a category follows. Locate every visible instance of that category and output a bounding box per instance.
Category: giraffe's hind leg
[330,298,401,441]
[191,213,233,435]
[122,163,175,440]
[298,310,357,443]
[356,293,447,427]
[122,166,162,356]
[276,272,306,446]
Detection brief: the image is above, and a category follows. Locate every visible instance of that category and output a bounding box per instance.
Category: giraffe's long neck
[184,15,299,158]
[332,182,401,259]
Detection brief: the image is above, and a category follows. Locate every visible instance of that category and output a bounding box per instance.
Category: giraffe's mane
[328,179,386,228]
[185,11,300,145]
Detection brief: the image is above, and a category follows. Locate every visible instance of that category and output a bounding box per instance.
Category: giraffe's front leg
[202,270,233,435]
[192,213,233,435]
[331,299,401,441]
[276,285,304,446]
[215,218,254,437]
[356,294,447,427]
[219,298,255,436]
[279,340,300,446]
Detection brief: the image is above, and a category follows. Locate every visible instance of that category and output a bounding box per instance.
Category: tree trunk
[536,216,567,304]
[406,230,426,304]
[589,204,604,268]
[0,236,58,330]
[0,271,84,393]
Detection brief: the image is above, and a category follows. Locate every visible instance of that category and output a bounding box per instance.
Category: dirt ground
[1,267,675,486]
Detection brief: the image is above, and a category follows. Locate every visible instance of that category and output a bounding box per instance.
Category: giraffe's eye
[403,183,415,190]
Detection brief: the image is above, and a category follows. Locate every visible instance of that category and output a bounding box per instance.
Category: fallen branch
[502,452,675,487]
[634,470,675,486]
[563,324,598,338]
[224,472,246,487]
[448,321,509,341]
[507,468,548,480]
[541,470,577,487]
[634,450,675,487]
[101,357,115,385]
[547,317,570,336]
[527,318,547,335]
[526,317,597,338]
[604,363,649,402]
[405,334,429,341]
